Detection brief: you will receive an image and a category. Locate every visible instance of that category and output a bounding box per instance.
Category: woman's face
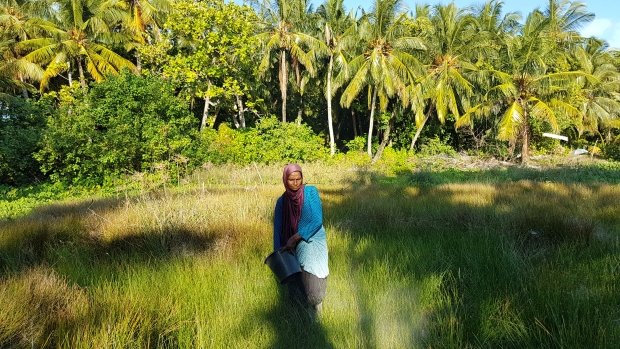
[287,171,303,191]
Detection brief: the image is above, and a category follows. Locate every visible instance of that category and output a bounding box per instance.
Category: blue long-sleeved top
[273,185,329,278]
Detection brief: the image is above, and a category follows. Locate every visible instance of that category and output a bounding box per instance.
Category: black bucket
[264,249,301,284]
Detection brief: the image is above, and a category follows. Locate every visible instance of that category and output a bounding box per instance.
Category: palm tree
[120,0,170,71]
[0,0,57,96]
[335,0,424,157]
[474,0,521,40]
[252,0,329,122]
[570,38,620,140]
[316,0,355,155]
[16,0,136,93]
[542,0,594,45]
[407,2,483,150]
[457,9,589,162]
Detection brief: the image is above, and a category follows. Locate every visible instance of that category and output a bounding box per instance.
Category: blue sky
[336,0,620,49]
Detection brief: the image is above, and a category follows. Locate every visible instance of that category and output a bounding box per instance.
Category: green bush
[601,142,620,161]
[192,116,327,165]
[345,136,367,152]
[417,136,457,157]
[35,72,197,184]
[0,95,54,186]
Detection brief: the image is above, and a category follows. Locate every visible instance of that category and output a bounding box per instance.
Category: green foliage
[372,146,412,175]
[529,118,568,155]
[140,0,259,127]
[0,95,54,185]
[192,116,327,165]
[417,136,457,157]
[35,71,196,184]
[0,181,102,220]
[601,142,620,162]
[345,136,367,152]
[2,0,619,170]
[16,0,137,92]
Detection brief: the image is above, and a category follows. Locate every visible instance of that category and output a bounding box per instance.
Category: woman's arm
[284,233,302,251]
[273,197,283,250]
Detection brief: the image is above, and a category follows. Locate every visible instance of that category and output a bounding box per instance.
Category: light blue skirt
[295,226,329,278]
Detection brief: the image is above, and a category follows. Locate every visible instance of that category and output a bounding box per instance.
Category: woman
[273,164,328,314]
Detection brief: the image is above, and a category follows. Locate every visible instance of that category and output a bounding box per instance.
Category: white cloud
[581,18,611,37]
[608,24,620,50]
[580,18,620,50]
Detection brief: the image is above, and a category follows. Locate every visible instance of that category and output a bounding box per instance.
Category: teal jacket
[273,185,329,278]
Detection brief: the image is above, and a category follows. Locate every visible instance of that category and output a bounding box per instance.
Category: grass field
[1,158,619,348]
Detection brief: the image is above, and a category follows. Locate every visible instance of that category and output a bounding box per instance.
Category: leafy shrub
[373,147,412,175]
[601,141,620,161]
[417,136,457,157]
[192,116,327,165]
[35,72,196,184]
[0,95,54,185]
[345,136,367,152]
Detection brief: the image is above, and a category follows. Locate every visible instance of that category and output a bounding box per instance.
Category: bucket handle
[277,246,296,256]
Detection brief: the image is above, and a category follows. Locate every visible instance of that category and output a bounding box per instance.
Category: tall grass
[1,160,619,348]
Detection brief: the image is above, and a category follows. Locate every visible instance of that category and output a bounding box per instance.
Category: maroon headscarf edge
[281,163,304,247]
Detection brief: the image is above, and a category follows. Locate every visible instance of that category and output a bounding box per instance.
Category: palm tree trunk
[297,96,303,125]
[521,112,530,163]
[67,61,73,87]
[351,109,358,138]
[135,51,142,73]
[410,105,434,149]
[367,86,378,156]
[77,57,87,94]
[294,59,303,124]
[326,54,335,156]
[372,111,393,163]
[279,49,287,123]
[410,115,429,150]
[18,73,28,99]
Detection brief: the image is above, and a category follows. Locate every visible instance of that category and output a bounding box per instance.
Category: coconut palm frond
[529,97,558,131]
[455,103,484,129]
[91,43,137,72]
[39,60,69,91]
[392,36,426,51]
[498,101,524,141]
[340,62,369,107]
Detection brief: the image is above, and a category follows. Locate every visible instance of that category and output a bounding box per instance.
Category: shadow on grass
[257,282,334,349]
[0,196,217,280]
[318,164,620,347]
[0,194,231,347]
[0,195,222,302]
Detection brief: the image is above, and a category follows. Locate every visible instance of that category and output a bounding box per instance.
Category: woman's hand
[283,234,302,252]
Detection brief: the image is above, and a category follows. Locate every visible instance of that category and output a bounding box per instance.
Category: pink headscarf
[281,163,304,247]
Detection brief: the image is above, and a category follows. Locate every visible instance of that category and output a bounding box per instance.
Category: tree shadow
[255,280,335,349]
[0,196,217,281]
[317,163,620,347]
